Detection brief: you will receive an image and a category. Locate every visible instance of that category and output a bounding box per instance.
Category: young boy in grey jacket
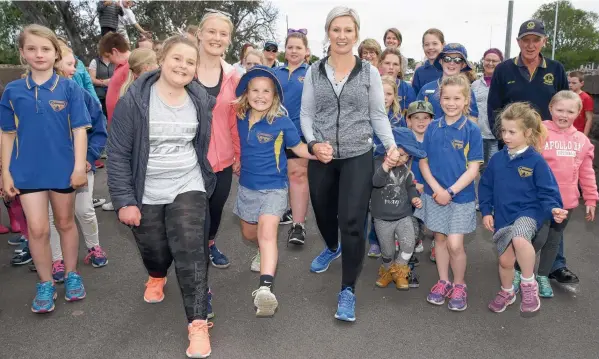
[371,127,427,291]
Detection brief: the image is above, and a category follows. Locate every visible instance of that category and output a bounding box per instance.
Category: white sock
[501,286,514,293]
[521,275,535,283]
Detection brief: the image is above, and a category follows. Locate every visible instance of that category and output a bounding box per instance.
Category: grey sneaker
[252,286,278,317]
[102,202,114,211]
[520,281,541,317]
[250,251,261,273]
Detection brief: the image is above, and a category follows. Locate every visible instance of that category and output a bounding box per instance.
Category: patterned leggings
[373,216,416,265]
[132,191,209,322]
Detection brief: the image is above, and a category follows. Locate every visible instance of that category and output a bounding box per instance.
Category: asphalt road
[1,168,598,359]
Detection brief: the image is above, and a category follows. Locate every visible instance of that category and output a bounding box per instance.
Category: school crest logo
[543,73,554,85]
[451,139,464,150]
[49,100,67,112]
[257,132,274,143]
[518,166,533,178]
[527,21,536,29]
[297,76,305,83]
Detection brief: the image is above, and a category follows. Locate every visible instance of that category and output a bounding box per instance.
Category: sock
[259,274,274,289]
[396,251,413,265]
[341,285,354,293]
[293,222,305,228]
[382,257,392,269]
[501,286,514,293]
[521,274,535,283]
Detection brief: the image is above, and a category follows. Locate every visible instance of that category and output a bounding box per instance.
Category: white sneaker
[415,240,424,253]
[250,251,260,272]
[252,286,278,317]
[102,202,114,211]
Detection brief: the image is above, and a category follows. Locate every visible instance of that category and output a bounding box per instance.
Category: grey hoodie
[370,157,419,221]
[107,69,216,212]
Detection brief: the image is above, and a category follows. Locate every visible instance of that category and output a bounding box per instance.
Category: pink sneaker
[520,281,541,317]
[52,260,65,283]
[84,246,108,268]
[488,290,516,313]
[426,280,452,305]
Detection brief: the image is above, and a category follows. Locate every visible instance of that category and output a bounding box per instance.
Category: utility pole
[505,0,514,58]
[552,0,559,60]
[286,15,289,34]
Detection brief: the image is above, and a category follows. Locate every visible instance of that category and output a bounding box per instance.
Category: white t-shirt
[88,58,111,72]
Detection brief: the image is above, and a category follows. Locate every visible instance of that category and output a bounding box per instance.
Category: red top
[573,91,594,132]
[105,62,130,128]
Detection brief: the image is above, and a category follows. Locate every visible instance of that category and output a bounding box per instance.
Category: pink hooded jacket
[542,120,598,209]
[206,60,241,173]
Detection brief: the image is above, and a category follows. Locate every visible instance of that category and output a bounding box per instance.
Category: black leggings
[132,191,209,322]
[308,150,373,290]
[537,212,572,276]
[208,166,233,241]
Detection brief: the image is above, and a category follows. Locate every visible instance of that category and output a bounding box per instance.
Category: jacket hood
[543,120,577,135]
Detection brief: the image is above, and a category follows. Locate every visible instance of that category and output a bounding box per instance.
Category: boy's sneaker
[250,251,261,273]
[31,281,57,313]
[391,264,410,290]
[52,260,65,283]
[252,286,278,317]
[488,290,516,313]
[408,271,420,288]
[64,272,86,302]
[287,223,306,245]
[408,255,420,267]
[207,289,214,320]
[536,275,554,298]
[209,244,230,269]
[310,244,341,273]
[102,202,114,211]
[186,320,213,359]
[144,277,167,303]
[7,234,26,246]
[520,281,541,317]
[11,245,32,265]
[430,241,436,262]
[84,246,108,268]
[92,198,106,208]
[367,244,381,258]
[375,265,393,288]
[427,280,452,305]
[14,239,28,253]
[279,209,293,225]
[513,269,522,294]
[414,239,424,253]
[334,288,356,322]
[448,284,468,311]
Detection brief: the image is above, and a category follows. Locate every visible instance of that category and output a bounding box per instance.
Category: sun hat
[235,65,284,102]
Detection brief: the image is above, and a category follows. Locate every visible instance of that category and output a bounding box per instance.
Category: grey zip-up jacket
[300,56,395,159]
[107,70,216,212]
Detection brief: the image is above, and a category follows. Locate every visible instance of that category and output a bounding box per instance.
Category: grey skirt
[233,185,288,224]
[493,216,537,255]
[413,193,477,235]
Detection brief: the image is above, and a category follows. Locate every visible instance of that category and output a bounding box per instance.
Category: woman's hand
[432,189,451,206]
[119,206,142,227]
[483,215,494,232]
[314,142,333,164]
[70,169,88,189]
[2,174,18,200]
[585,206,595,222]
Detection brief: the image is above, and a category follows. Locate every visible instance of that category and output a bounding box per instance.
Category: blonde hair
[55,45,74,77]
[500,102,547,152]
[324,6,360,43]
[549,90,583,115]
[381,76,400,119]
[233,78,286,124]
[158,35,200,64]
[358,38,382,58]
[439,74,471,117]
[244,49,265,65]
[199,12,234,37]
[18,24,62,74]
[119,48,158,98]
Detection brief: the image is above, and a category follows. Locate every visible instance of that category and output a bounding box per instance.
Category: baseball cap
[406,101,435,118]
[517,19,546,39]
[264,41,278,51]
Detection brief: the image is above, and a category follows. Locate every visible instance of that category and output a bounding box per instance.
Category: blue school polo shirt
[397,79,416,116]
[373,110,405,152]
[0,72,91,190]
[411,61,442,95]
[274,63,309,136]
[410,139,425,184]
[421,115,483,203]
[416,79,479,120]
[237,112,301,190]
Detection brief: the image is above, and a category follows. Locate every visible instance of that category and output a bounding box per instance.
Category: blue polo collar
[438,115,468,130]
[25,71,60,91]
[514,53,547,69]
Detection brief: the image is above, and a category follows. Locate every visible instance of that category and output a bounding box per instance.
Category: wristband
[307,141,318,155]
[447,188,456,198]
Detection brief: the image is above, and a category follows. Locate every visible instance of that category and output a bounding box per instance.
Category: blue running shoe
[334,288,356,322]
[209,244,230,269]
[8,234,26,246]
[84,246,108,268]
[11,245,32,265]
[31,281,57,313]
[310,244,341,273]
[14,239,28,254]
[64,272,86,302]
[207,288,214,320]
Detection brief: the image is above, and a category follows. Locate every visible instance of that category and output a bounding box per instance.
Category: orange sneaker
[144,277,167,303]
[186,320,214,358]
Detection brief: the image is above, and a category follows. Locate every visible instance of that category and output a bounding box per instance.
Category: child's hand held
[585,206,595,221]
[70,169,88,189]
[415,183,424,194]
[551,208,567,223]
[433,189,451,206]
[412,197,422,208]
[483,215,494,232]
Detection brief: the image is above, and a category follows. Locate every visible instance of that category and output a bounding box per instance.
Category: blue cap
[374,127,427,159]
[264,41,278,50]
[235,65,284,102]
[434,43,472,72]
[517,19,546,39]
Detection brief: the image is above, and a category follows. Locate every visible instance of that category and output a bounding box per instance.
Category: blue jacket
[82,90,107,172]
[478,146,563,232]
[74,58,100,103]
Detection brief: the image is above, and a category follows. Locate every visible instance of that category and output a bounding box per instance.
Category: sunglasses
[442,56,465,65]
[205,8,232,18]
[264,46,278,53]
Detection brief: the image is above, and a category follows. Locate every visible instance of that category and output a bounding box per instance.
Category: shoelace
[251,286,269,297]
[450,285,466,300]
[36,283,54,300]
[537,276,550,288]
[521,284,536,304]
[84,247,105,264]
[338,290,354,309]
[52,261,65,274]
[189,322,214,339]
[146,278,165,295]
[430,281,448,295]
[65,274,82,290]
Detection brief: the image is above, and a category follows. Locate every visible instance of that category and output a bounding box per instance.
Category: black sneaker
[408,255,420,267]
[93,198,106,208]
[408,271,420,288]
[280,209,293,225]
[11,246,32,265]
[549,267,580,284]
[288,223,306,245]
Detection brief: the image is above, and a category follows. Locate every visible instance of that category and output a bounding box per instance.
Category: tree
[0,2,23,64]
[532,1,599,70]
[407,58,416,71]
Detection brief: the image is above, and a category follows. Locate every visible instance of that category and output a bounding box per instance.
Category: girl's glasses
[442,56,465,65]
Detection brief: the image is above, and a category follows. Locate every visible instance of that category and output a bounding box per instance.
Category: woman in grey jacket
[300,6,400,322]
[106,36,216,358]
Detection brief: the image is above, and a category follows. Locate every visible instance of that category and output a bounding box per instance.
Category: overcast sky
[271,0,599,62]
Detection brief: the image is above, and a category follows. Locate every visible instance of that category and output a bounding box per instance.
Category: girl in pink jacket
[534,90,598,297]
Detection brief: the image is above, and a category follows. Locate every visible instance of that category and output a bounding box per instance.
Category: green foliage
[0,2,25,64]
[532,1,599,70]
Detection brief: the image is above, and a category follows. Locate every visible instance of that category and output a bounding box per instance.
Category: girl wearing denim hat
[416,43,479,121]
